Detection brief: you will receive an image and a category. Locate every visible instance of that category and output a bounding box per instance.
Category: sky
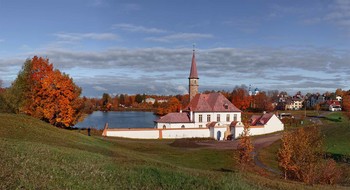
[1,0,350,97]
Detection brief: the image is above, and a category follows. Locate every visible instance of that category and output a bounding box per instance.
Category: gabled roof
[189,50,198,79]
[156,113,191,123]
[326,100,341,106]
[250,113,274,126]
[186,93,241,112]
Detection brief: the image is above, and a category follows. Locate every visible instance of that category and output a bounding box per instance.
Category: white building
[144,98,156,104]
[155,93,244,140]
[237,113,284,137]
[103,49,284,140]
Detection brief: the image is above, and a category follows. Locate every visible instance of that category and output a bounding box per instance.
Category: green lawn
[1,113,348,189]
[322,112,350,156]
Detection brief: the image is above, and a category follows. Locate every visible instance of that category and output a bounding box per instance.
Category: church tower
[189,48,199,101]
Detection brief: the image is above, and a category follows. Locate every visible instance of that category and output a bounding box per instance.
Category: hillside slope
[0,114,254,189]
[1,114,346,189]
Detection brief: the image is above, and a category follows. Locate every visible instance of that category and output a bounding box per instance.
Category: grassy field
[0,113,348,189]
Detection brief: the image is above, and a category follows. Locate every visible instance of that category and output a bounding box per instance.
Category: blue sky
[1,0,350,97]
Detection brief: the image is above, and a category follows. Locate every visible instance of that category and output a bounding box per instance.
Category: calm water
[74,111,159,130]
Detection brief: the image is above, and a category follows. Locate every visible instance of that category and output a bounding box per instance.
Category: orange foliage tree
[237,125,254,168]
[252,92,273,112]
[342,93,350,119]
[156,97,181,116]
[231,87,251,111]
[22,56,82,127]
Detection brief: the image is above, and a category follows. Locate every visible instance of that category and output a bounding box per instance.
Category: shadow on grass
[325,153,350,164]
[324,116,343,122]
[214,168,236,173]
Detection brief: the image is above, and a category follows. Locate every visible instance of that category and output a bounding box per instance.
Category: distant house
[285,98,303,110]
[248,113,284,136]
[144,98,156,104]
[336,96,342,102]
[327,100,342,112]
[157,99,168,103]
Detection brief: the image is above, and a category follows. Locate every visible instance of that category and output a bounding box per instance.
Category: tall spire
[189,45,198,79]
[189,45,199,102]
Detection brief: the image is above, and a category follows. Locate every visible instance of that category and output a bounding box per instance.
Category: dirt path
[196,132,282,150]
[196,132,282,174]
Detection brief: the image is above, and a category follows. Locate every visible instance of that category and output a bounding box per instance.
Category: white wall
[234,115,284,138]
[234,126,245,139]
[263,114,284,133]
[156,122,195,129]
[107,129,159,139]
[211,127,227,140]
[162,128,210,139]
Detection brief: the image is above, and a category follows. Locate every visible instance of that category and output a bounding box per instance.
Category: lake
[74,111,159,130]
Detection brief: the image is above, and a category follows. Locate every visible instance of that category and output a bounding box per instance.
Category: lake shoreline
[74,111,159,130]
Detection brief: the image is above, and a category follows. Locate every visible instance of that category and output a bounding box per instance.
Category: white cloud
[146,33,214,42]
[113,23,167,34]
[53,32,118,41]
[93,86,108,91]
[2,46,350,96]
[303,0,350,33]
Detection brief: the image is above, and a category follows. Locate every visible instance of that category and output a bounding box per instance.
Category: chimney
[190,110,193,122]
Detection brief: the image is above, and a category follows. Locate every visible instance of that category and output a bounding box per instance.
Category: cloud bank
[1,46,349,97]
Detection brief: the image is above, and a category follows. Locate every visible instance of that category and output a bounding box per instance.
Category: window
[224,103,228,109]
[226,114,230,122]
[163,125,166,129]
[199,125,203,128]
[217,114,220,122]
[207,115,211,122]
[234,114,237,121]
[181,125,185,128]
[199,114,202,122]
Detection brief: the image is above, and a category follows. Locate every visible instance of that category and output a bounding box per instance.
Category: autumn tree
[135,94,144,104]
[4,59,32,113]
[253,91,273,112]
[342,92,350,119]
[0,79,11,113]
[277,126,341,184]
[278,132,297,180]
[335,88,344,97]
[231,87,251,111]
[101,93,112,111]
[237,125,254,169]
[10,56,83,127]
[156,97,181,116]
[112,95,119,109]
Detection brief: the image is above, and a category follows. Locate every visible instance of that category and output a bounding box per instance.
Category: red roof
[156,113,191,123]
[326,100,341,106]
[186,93,241,112]
[251,113,274,126]
[189,50,198,79]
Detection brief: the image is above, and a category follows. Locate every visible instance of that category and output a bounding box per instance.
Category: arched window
[163,125,166,129]
[181,125,185,128]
